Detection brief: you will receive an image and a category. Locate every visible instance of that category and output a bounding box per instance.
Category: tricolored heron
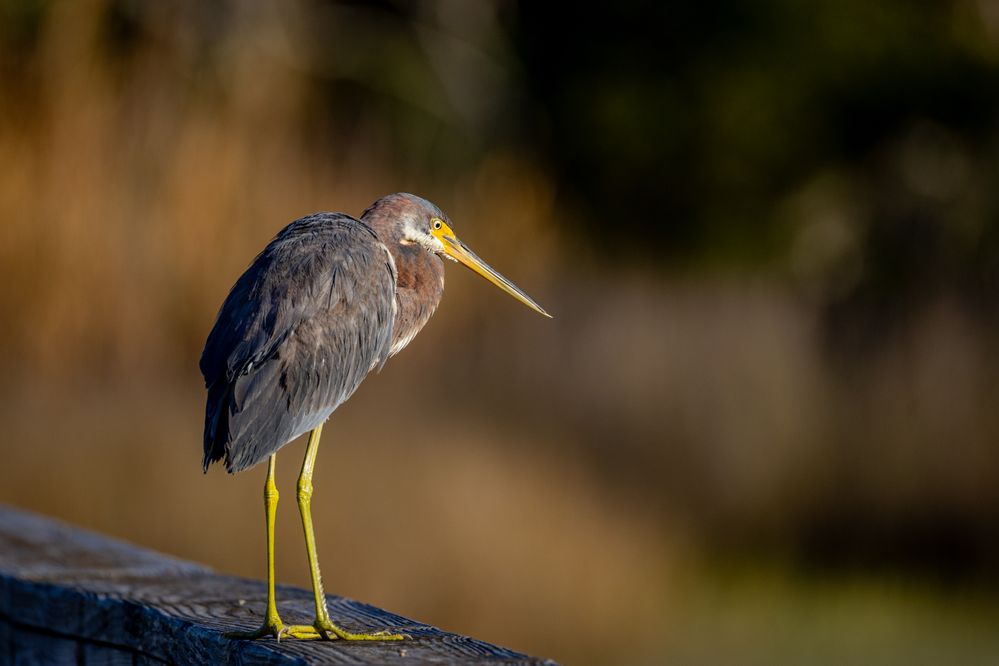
[200,193,550,641]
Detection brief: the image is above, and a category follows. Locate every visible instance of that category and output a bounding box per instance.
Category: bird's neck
[361,207,446,356]
[385,241,445,356]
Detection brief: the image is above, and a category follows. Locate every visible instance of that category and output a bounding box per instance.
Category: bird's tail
[202,380,229,472]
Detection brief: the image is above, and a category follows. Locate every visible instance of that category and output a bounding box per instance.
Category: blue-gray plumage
[200,193,549,642]
[201,212,398,472]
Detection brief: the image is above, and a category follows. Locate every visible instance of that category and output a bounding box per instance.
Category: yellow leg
[226,455,320,641]
[290,425,405,641]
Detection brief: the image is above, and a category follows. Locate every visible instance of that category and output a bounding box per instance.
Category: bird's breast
[388,244,445,356]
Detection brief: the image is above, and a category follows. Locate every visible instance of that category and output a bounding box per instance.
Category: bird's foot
[225,611,322,641]
[311,616,408,641]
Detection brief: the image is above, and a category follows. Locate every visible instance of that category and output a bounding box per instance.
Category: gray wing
[200,213,396,473]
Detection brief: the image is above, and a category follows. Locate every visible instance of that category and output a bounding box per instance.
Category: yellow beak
[436,228,552,318]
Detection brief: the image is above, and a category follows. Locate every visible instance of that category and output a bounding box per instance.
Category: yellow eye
[432,218,443,231]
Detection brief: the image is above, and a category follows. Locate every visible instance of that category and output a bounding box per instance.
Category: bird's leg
[226,455,320,641]
[289,425,405,641]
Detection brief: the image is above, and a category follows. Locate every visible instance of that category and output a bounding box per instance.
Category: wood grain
[0,505,556,665]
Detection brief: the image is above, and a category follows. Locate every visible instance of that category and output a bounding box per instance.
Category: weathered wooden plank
[0,505,556,665]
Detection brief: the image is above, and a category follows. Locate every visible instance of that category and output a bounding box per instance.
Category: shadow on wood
[0,505,556,664]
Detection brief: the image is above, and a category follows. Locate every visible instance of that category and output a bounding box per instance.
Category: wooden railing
[0,505,554,664]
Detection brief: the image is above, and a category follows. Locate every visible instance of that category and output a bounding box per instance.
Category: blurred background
[2,1,999,663]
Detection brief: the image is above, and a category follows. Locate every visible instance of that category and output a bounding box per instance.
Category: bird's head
[363,193,551,318]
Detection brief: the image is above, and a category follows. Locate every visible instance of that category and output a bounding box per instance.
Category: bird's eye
[432,218,443,231]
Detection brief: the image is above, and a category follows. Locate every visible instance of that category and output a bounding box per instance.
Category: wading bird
[201,193,550,641]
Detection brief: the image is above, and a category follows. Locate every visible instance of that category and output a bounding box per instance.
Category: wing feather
[200,213,396,473]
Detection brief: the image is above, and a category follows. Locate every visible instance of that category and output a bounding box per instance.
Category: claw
[224,621,284,640]
[313,617,407,641]
[284,624,324,640]
[227,619,324,641]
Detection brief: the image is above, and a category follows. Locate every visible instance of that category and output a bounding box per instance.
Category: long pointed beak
[441,235,552,318]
